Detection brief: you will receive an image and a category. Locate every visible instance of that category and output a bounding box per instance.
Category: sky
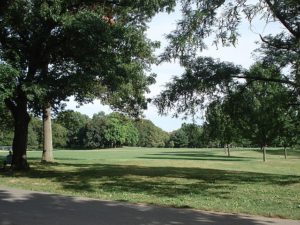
[65,8,281,132]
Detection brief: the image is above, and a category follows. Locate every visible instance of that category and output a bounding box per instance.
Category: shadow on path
[0,188,298,225]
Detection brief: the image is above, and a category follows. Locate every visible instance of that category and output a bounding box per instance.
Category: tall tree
[56,110,90,148]
[0,0,176,170]
[225,64,296,161]
[134,119,169,147]
[205,99,238,156]
[180,123,203,148]
[155,1,299,150]
[169,129,189,148]
[274,109,299,159]
[81,112,139,149]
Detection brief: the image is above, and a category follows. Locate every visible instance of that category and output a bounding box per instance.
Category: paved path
[0,187,299,225]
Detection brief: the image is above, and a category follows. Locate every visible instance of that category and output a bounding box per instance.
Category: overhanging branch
[231,74,298,87]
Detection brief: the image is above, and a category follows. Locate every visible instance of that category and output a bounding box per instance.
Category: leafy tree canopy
[161,0,300,97]
[163,0,299,61]
[134,119,169,147]
[0,0,177,169]
[154,56,242,117]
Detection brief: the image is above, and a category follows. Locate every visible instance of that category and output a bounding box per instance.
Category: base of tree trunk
[12,160,30,171]
[40,160,55,164]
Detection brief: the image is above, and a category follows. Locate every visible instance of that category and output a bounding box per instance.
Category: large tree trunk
[6,93,30,170]
[41,105,54,162]
[284,146,287,159]
[262,145,266,162]
[227,144,230,157]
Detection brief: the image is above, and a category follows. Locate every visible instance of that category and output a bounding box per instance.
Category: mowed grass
[0,147,300,219]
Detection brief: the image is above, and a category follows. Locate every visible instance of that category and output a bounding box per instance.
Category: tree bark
[6,93,30,170]
[284,146,287,159]
[41,105,54,162]
[227,144,230,157]
[262,146,266,162]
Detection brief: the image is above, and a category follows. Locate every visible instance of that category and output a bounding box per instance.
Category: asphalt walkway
[0,187,299,225]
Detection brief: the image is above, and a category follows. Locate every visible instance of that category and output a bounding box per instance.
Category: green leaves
[0,0,174,118]
[82,112,139,148]
[134,119,169,147]
[154,57,242,117]
[162,0,300,78]
[0,63,19,101]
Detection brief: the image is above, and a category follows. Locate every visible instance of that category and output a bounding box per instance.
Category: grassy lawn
[0,147,300,219]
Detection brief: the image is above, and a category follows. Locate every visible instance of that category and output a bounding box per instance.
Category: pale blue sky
[66,8,282,132]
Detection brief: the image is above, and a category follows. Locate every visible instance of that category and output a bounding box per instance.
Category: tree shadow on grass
[264,148,300,158]
[1,162,300,220]
[0,188,288,225]
[3,162,299,199]
[137,151,256,161]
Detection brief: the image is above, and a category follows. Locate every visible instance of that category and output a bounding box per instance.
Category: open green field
[0,147,300,219]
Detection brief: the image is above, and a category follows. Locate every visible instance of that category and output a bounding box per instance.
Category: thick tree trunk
[284,146,287,159]
[227,144,230,157]
[262,146,266,162]
[41,105,54,162]
[6,94,30,170]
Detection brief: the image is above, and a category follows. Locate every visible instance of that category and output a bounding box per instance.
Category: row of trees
[0,110,171,149]
[1,93,299,163]
[0,0,176,169]
[1,0,299,169]
[155,61,300,161]
[154,0,300,161]
[203,64,300,159]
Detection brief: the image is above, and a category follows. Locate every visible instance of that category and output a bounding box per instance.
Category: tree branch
[231,74,298,87]
[264,0,299,39]
[259,34,295,51]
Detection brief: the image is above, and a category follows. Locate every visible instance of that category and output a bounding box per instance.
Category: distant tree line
[1,97,300,154]
[0,110,171,149]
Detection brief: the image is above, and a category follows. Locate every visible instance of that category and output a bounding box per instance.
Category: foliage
[28,117,42,149]
[134,119,169,147]
[155,57,242,117]
[55,110,90,147]
[180,123,203,148]
[81,112,139,148]
[169,129,189,148]
[0,0,177,169]
[0,0,174,114]
[227,64,297,149]
[28,117,68,149]
[82,114,107,149]
[155,0,300,153]
[168,123,203,148]
[52,123,68,148]
[204,99,238,148]
[122,120,139,147]
[0,102,14,146]
[163,0,299,89]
